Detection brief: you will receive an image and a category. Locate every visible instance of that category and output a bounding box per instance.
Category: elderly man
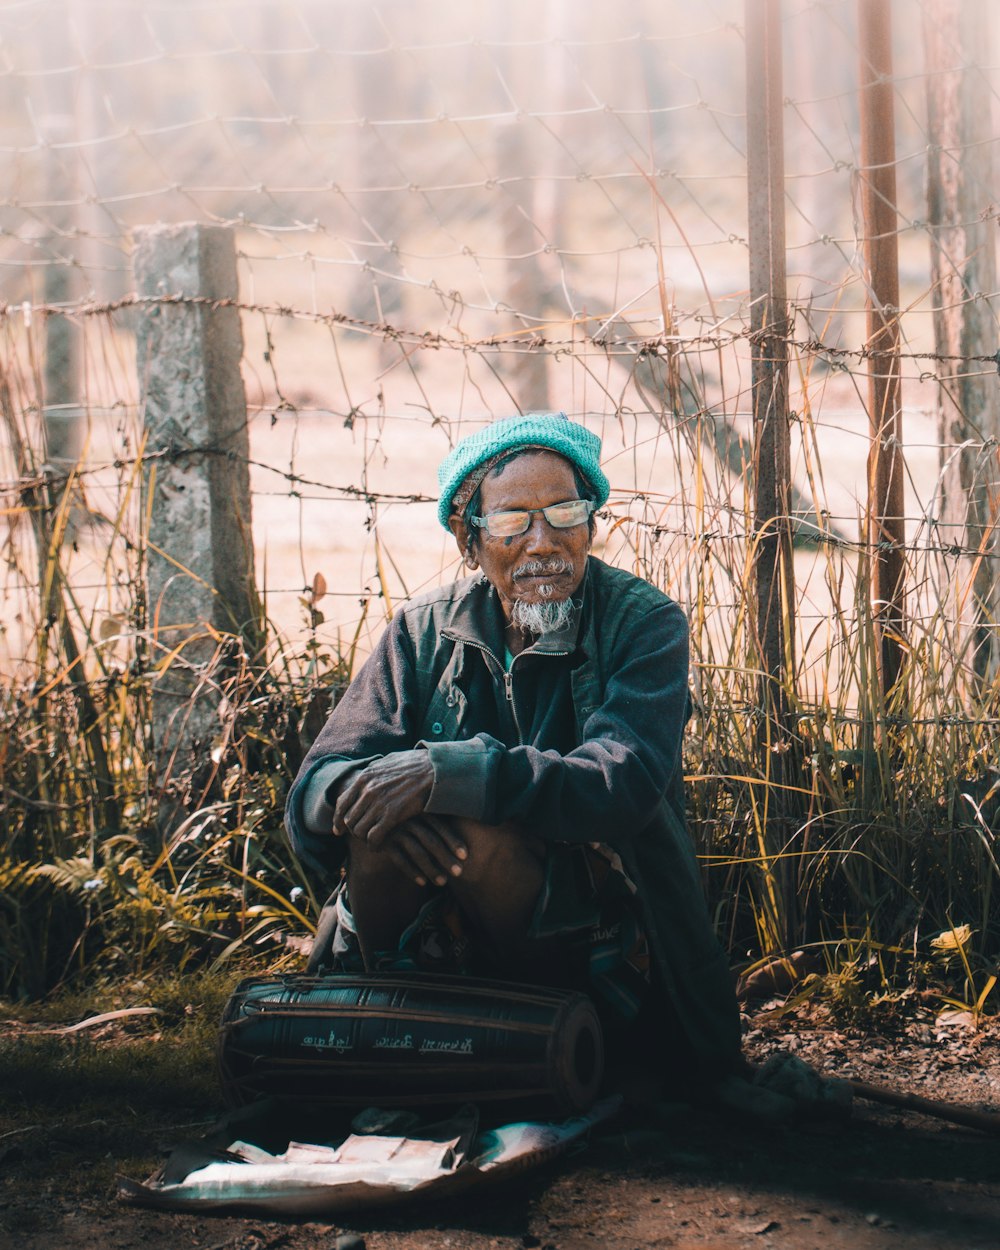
[285,412,743,1085]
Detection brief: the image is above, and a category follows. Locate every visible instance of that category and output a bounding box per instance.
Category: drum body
[218,972,604,1116]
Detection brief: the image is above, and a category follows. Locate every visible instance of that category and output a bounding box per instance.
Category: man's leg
[442,817,545,962]
[346,816,545,971]
[346,841,428,969]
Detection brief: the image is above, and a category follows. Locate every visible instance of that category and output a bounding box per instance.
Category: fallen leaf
[98,614,127,642]
[936,1009,976,1030]
[737,952,815,1001]
[45,1007,162,1035]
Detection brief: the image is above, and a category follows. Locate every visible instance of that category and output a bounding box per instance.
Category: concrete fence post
[132,222,260,827]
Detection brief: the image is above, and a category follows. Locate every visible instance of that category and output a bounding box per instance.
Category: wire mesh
[1,0,999,726]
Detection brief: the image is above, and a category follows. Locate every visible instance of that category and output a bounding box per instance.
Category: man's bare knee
[451,817,544,886]
[347,836,397,883]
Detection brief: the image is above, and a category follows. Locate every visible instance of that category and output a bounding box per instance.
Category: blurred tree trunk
[495,121,551,412]
[490,3,562,412]
[785,10,852,349]
[924,0,1000,680]
[345,3,404,325]
[39,2,82,473]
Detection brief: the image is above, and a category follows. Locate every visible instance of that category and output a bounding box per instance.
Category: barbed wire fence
[2,0,1000,950]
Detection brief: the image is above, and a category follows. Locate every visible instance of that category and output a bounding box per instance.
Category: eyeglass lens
[480,499,591,536]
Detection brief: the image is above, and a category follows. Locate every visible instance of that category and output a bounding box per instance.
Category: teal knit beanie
[437,412,610,529]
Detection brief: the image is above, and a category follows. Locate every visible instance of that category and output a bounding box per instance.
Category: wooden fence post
[746,0,797,949]
[858,0,907,697]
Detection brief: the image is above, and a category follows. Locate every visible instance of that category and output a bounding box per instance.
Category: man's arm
[283,613,422,876]
[330,752,468,885]
[284,609,468,886]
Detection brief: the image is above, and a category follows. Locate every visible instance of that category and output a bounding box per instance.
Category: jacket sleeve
[423,590,690,849]
[283,612,423,878]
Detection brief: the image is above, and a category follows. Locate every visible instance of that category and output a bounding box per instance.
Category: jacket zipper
[502,666,524,745]
[451,638,525,745]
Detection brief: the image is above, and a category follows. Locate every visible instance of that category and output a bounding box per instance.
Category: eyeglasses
[469,498,595,538]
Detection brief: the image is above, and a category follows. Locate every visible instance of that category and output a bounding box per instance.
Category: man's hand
[378,814,468,888]
[332,752,467,887]
[332,750,434,847]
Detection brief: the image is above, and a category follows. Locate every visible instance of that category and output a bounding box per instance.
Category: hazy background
[0,0,995,669]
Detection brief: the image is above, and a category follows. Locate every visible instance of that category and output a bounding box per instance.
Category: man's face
[449,450,592,620]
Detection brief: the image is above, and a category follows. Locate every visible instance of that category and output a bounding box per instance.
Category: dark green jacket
[285,557,742,1073]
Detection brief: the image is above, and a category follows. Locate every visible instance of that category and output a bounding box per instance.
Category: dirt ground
[2,1000,999,1250]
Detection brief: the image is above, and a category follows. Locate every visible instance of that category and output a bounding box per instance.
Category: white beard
[509,595,576,636]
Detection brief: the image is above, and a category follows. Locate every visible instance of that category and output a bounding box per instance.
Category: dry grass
[1,289,999,1018]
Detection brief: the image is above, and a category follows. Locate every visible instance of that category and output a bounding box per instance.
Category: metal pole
[858,0,906,695]
[746,0,796,946]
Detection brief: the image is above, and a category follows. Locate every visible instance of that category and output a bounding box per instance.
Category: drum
[218,972,604,1116]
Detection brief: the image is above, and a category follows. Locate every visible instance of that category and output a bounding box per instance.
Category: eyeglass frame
[468,498,596,538]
